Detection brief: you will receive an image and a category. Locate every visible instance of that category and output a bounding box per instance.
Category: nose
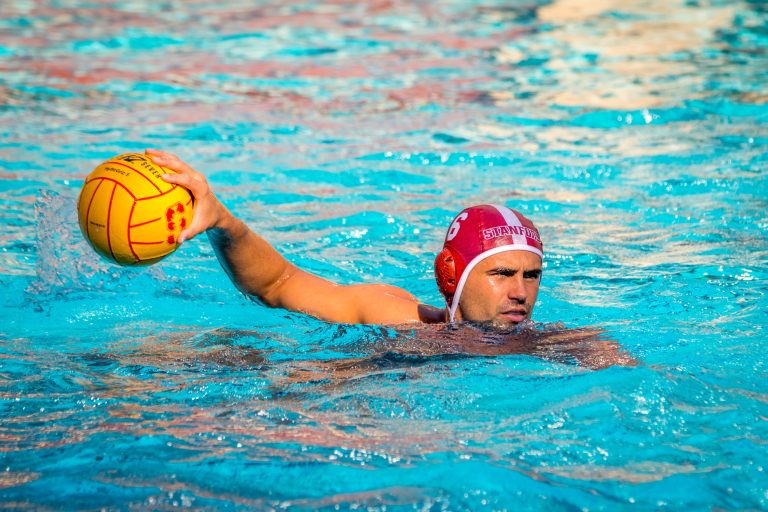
[507,274,527,304]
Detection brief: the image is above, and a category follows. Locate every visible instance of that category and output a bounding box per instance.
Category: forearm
[206,211,292,304]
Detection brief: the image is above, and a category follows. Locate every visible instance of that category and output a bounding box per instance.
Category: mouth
[498,309,528,324]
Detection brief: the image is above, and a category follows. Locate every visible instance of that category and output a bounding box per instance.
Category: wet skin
[454,250,542,329]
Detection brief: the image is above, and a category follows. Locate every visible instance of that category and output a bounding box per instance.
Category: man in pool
[147,149,544,330]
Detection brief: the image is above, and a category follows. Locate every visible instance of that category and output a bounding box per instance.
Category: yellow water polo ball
[77,153,194,266]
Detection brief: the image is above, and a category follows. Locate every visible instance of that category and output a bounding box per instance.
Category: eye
[524,270,542,280]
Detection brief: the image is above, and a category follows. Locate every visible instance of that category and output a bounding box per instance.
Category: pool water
[1,0,767,509]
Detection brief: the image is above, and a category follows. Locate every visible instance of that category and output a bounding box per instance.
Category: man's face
[455,250,542,329]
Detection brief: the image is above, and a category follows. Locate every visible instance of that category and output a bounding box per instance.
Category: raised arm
[146,149,444,325]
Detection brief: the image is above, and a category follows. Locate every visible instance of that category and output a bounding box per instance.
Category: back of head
[434,204,543,321]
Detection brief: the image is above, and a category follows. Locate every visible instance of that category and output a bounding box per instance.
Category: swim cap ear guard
[435,247,458,297]
[434,204,543,322]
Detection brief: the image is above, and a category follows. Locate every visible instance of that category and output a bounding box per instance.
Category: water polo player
[148,148,543,329]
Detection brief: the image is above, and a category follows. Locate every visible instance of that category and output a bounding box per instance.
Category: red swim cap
[434,204,543,322]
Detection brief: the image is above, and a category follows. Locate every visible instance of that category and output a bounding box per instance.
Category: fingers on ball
[146,149,202,179]
[160,174,186,187]
[164,172,193,187]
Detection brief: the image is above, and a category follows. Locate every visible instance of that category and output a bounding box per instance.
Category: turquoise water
[2,0,767,509]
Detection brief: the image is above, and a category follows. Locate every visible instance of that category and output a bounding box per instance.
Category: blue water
[1,1,767,510]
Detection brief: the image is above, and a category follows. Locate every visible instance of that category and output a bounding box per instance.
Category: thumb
[177,228,193,245]
[177,210,209,244]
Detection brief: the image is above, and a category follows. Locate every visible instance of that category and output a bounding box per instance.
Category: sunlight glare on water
[1,0,767,510]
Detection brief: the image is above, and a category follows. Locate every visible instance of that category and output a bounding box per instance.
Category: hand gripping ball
[77,153,194,265]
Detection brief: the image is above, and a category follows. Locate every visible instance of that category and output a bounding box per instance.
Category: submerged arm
[529,327,638,369]
[146,149,444,325]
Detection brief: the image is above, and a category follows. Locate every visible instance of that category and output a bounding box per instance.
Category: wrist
[212,202,233,230]
[208,209,248,243]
